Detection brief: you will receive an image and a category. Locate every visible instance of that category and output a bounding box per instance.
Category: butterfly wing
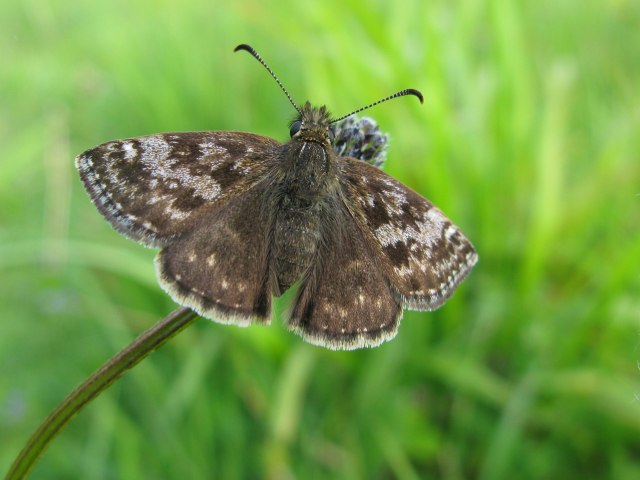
[156,183,273,325]
[287,157,477,350]
[75,131,280,247]
[76,131,281,326]
[288,199,403,350]
[342,158,478,311]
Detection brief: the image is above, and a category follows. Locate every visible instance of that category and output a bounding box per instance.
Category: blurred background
[1,0,639,478]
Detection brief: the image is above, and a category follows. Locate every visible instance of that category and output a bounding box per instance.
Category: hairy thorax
[271,140,335,294]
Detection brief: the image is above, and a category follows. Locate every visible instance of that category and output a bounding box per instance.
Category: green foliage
[1,0,639,478]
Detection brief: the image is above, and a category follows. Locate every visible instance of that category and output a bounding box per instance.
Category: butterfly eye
[289,120,302,137]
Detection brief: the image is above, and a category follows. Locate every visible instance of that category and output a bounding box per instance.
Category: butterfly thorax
[282,102,334,196]
[270,102,340,295]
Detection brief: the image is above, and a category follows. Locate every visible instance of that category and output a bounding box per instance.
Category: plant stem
[4,307,199,480]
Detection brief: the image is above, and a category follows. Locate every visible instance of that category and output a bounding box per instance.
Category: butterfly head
[289,101,335,147]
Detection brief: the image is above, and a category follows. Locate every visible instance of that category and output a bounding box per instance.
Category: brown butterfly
[75,44,477,350]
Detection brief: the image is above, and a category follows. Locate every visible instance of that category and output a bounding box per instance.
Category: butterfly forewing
[75,132,280,247]
[341,158,478,310]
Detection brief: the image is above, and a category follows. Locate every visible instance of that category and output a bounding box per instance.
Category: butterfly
[75,44,477,350]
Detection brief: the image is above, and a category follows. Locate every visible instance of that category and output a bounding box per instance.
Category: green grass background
[2,0,640,478]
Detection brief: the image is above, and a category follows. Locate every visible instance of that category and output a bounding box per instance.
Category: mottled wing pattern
[76,131,280,327]
[156,185,273,325]
[342,158,478,311]
[75,132,280,247]
[288,202,402,350]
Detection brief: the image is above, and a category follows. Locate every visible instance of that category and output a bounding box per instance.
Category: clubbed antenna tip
[330,88,424,124]
[233,44,255,55]
[405,88,424,104]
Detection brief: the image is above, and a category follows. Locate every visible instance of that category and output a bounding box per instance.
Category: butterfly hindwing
[288,201,402,350]
[341,158,478,311]
[156,182,273,326]
[75,131,280,247]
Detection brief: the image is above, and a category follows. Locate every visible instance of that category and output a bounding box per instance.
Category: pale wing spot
[381,186,408,216]
[444,223,458,240]
[232,161,252,175]
[206,254,216,266]
[140,136,173,173]
[147,195,163,206]
[395,265,414,277]
[199,140,227,157]
[140,136,222,202]
[188,252,197,262]
[122,141,137,160]
[365,193,375,207]
[172,166,221,200]
[168,209,190,220]
[418,209,447,246]
[221,280,229,289]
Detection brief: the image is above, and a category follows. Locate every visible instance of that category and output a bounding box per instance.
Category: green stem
[4,307,199,480]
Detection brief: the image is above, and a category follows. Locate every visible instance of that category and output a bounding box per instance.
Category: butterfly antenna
[330,89,424,124]
[234,44,301,115]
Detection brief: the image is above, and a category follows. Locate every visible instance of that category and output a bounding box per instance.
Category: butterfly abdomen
[271,194,324,295]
